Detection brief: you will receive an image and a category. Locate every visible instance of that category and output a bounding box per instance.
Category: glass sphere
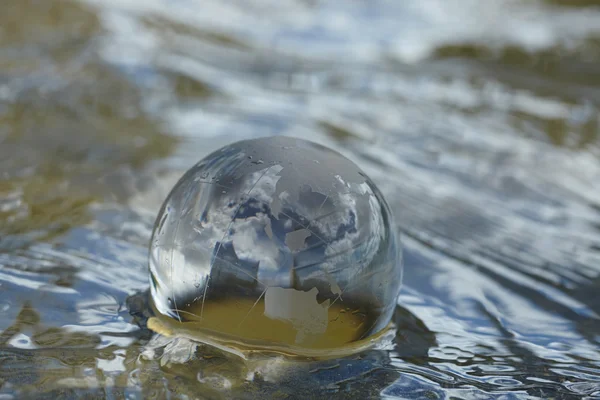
[149,136,402,355]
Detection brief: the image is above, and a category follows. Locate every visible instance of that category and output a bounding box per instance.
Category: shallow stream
[1,0,600,398]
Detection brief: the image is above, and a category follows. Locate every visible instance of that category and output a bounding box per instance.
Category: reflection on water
[1,0,600,398]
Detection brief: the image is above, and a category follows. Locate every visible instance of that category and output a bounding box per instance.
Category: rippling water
[1,0,600,398]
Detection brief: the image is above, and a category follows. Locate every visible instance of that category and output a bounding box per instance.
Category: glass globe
[149,136,402,356]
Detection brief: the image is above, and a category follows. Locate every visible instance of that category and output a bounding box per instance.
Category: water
[1,0,600,398]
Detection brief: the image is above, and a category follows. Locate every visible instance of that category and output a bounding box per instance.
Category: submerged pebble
[148,136,402,357]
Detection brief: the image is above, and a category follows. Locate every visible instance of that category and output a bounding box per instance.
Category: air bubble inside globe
[149,136,402,356]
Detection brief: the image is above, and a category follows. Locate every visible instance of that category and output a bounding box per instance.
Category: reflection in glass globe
[149,136,402,356]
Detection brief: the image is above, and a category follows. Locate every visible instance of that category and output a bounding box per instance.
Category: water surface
[1,0,600,398]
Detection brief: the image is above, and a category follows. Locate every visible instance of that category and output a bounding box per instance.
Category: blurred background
[1,0,600,398]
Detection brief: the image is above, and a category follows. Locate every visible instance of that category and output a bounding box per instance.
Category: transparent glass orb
[149,136,402,355]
